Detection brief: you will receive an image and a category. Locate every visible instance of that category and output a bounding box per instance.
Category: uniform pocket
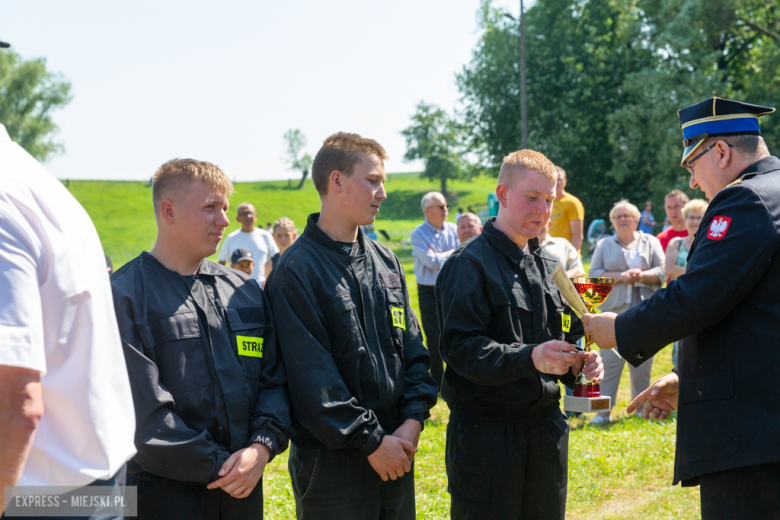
[448,473,491,503]
[225,307,266,380]
[148,312,210,395]
[289,445,321,501]
[508,285,534,343]
[385,288,407,363]
[322,292,361,363]
[678,371,740,462]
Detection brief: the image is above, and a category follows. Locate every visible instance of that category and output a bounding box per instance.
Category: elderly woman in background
[665,199,708,368]
[588,200,666,425]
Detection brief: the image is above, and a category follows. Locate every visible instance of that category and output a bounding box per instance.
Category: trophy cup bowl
[564,277,614,414]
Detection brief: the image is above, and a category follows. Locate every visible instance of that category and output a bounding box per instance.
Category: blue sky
[1,0,523,181]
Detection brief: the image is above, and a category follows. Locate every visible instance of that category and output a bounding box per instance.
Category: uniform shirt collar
[737,155,780,181]
[482,218,541,264]
[0,124,11,144]
[141,251,226,278]
[303,212,366,256]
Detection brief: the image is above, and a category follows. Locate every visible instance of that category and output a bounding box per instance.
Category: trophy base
[564,395,612,413]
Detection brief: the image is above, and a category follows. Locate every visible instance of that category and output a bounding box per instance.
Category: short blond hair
[497,150,557,187]
[682,199,708,219]
[273,217,296,234]
[152,159,233,212]
[609,200,641,224]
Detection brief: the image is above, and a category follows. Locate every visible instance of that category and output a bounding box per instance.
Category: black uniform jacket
[264,214,438,456]
[436,219,584,421]
[111,253,290,484]
[616,156,780,484]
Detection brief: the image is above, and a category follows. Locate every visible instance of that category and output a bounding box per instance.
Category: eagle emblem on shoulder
[707,216,732,240]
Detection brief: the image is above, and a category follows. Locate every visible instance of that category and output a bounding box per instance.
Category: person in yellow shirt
[548,165,585,251]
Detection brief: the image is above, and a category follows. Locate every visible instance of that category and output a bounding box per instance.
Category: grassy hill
[66,173,699,519]
[66,173,498,268]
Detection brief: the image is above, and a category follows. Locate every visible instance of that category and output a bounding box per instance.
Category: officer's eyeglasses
[427,204,449,211]
[684,142,733,175]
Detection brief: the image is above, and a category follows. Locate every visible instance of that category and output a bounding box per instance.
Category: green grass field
[67,174,700,519]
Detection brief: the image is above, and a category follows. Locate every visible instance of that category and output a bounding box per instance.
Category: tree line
[404,0,780,220]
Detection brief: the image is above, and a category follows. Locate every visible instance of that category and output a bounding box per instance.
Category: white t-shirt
[0,125,136,486]
[217,228,279,284]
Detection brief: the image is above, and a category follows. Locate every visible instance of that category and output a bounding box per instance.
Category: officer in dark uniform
[436,150,603,520]
[584,98,780,520]
[266,133,438,520]
[112,159,290,519]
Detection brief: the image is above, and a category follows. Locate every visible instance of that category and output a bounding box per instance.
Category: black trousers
[446,415,569,520]
[289,443,415,520]
[699,462,780,520]
[417,284,443,390]
[126,474,263,520]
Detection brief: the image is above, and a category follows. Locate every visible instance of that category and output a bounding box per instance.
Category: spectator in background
[454,207,463,222]
[218,203,279,287]
[539,221,585,277]
[665,199,708,368]
[0,120,135,515]
[655,189,691,251]
[265,217,297,280]
[661,217,671,231]
[548,165,585,251]
[588,200,665,425]
[456,212,482,244]
[265,222,272,231]
[411,191,459,389]
[364,223,378,241]
[639,201,657,234]
[230,248,255,277]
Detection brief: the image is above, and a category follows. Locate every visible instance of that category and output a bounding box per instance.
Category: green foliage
[458,0,780,220]
[0,50,72,161]
[66,174,497,268]
[283,129,313,189]
[402,102,467,195]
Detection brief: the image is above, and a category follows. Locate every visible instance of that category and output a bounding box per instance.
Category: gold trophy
[551,266,614,413]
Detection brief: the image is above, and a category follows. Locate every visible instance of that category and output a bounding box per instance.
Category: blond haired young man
[111,159,290,519]
[265,133,437,519]
[436,150,603,519]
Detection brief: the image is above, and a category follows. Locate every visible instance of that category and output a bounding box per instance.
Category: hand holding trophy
[551,265,614,413]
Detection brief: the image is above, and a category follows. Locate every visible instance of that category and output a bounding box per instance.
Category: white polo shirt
[217,228,279,284]
[0,124,136,486]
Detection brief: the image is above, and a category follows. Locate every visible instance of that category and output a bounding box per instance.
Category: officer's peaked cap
[678,97,775,166]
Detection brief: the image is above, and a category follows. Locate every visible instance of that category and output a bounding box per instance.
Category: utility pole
[505,3,528,149]
[520,0,527,149]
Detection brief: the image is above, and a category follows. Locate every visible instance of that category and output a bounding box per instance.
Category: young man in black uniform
[111,159,290,519]
[265,132,438,520]
[585,98,780,520]
[436,150,604,519]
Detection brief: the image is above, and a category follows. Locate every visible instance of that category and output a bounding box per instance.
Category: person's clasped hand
[627,372,679,420]
[620,268,642,285]
[367,435,417,482]
[207,443,270,498]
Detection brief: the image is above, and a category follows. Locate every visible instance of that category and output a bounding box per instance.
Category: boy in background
[230,248,255,277]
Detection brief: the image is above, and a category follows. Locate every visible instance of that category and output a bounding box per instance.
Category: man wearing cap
[583,97,780,519]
